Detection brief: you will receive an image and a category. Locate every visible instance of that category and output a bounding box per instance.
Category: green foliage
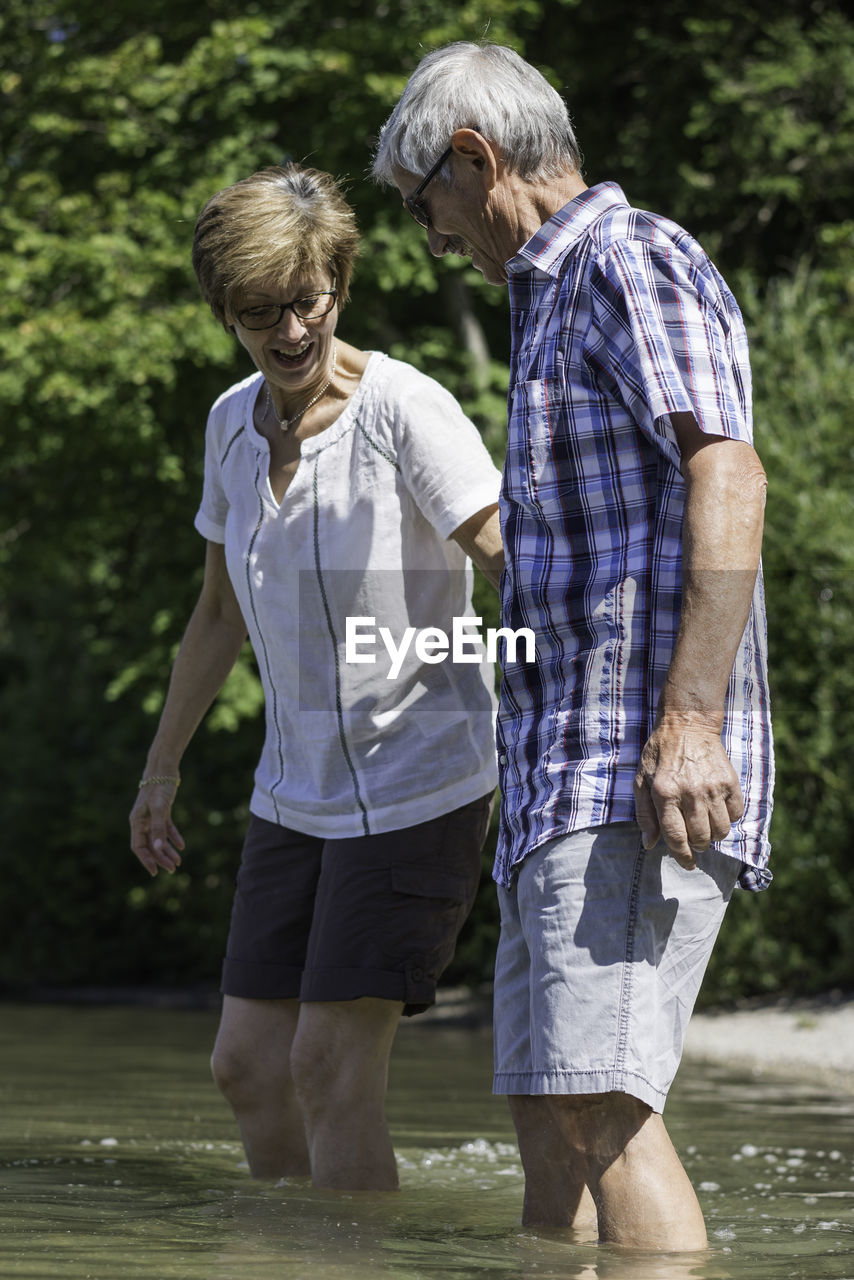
[1,0,852,1001]
[526,0,854,277]
[0,0,523,989]
[701,266,854,1004]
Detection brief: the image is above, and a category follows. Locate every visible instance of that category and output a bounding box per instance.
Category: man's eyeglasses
[403,145,453,230]
[236,289,337,330]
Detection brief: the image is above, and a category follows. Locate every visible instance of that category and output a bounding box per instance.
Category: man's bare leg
[290,996,404,1191]
[509,1092,707,1252]
[211,995,309,1178]
[508,1095,597,1231]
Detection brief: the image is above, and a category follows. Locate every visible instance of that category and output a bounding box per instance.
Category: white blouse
[195,352,502,837]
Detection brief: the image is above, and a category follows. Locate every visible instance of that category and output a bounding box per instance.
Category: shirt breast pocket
[509,378,577,521]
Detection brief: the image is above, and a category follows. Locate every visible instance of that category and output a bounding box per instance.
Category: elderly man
[373,42,773,1252]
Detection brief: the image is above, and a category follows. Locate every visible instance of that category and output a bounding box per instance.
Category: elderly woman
[129,165,503,1192]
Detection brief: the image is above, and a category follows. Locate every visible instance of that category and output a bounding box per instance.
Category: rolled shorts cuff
[493,1068,668,1114]
[221,958,437,1014]
[299,964,436,1013]
[220,958,302,1000]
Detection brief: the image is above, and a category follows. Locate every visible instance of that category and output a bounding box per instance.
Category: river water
[1,1004,853,1279]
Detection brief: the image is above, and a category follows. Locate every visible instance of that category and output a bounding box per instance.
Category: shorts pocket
[386,865,472,976]
[390,866,468,903]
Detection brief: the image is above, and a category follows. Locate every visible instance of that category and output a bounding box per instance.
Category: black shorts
[221,793,493,1016]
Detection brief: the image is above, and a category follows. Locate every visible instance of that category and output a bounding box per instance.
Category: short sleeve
[587,240,753,466]
[391,368,503,539]
[193,405,230,544]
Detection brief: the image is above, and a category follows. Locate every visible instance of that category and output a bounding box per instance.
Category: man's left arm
[634,412,768,868]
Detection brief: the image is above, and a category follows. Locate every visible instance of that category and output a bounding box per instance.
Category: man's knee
[556,1092,652,1167]
[513,1091,652,1159]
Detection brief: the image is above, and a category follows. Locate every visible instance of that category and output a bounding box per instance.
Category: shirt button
[411,967,424,982]
[499,754,507,765]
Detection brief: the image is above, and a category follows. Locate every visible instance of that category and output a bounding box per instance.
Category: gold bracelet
[138,774,181,789]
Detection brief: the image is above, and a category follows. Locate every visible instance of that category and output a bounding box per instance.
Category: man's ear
[450,128,501,192]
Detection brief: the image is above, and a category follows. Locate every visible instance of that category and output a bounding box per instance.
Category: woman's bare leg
[211,994,309,1178]
[290,997,404,1190]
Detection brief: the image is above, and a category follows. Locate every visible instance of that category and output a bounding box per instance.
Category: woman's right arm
[129,541,248,877]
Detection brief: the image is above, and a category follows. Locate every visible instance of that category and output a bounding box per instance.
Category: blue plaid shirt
[494,183,774,890]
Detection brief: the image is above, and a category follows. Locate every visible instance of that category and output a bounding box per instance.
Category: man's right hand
[633,717,744,869]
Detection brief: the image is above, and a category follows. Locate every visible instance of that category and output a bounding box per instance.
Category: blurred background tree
[0,0,851,1000]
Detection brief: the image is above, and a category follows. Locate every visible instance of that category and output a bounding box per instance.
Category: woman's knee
[289,1025,343,1114]
[290,1028,383,1117]
[210,1038,256,1099]
[211,996,300,1102]
[211,1033,290,1106]
[290,999,401,1118]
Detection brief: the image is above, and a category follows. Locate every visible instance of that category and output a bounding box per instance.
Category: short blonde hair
[192,165,360,327]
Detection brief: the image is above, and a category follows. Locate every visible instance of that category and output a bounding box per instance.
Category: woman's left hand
[129,780,185,877]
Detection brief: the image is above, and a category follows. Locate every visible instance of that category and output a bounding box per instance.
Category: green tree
[0,0,517,986]
[525,0,854,279]
[702,265,854,1003]
[1,0,852,999]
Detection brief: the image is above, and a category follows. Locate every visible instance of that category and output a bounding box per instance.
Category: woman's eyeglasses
[236,289,337,330]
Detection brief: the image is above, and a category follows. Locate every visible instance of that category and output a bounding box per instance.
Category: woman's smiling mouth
[271,342,313,367]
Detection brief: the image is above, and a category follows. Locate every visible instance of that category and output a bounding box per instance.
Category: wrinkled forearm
[658,440,767,729]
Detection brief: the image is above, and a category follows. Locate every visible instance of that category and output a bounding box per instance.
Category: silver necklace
[266,343,337,433]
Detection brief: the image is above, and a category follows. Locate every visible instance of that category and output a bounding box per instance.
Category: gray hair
[372,42,582,185]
